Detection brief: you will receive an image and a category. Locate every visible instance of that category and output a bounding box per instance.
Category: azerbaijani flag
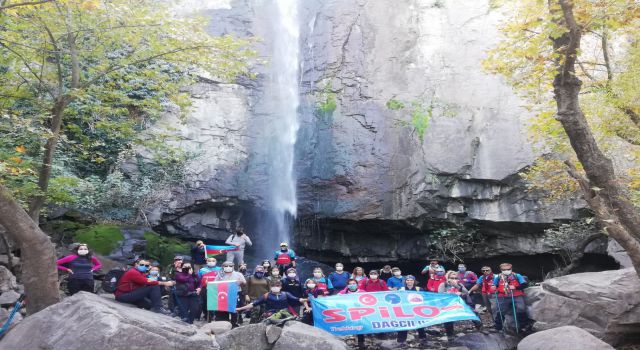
[207,281,238,312]
[205,245,239,258]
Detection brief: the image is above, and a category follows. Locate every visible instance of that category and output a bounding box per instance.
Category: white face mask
[77,249,89,256]
[223,266,233,273]
[502,269,512,275]
[270,287,281,293]
[369,275,378,280]
[313,272,322,278]
[207,262,216,267]
[287,273,296,278]
[307,283,316,289]
[263,264,270,268]
[272,270,280,276]
[393,271,401,276]
[336,266,343,271]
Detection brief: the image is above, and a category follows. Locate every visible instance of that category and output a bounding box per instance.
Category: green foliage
[74,224,124,255]
[543,218,599,265]
[427,227,480,262]
[143,231,190,267]
[0,0,255,208]
[410,102,432,142]
[484,0,640,204]
[386,99,405,110]
[316,91,337,114]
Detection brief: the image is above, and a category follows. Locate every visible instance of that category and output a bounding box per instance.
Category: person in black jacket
[191,240,206,271]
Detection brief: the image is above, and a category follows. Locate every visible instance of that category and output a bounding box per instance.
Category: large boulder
[517,326,614,350]
[0,292,214,350]
[0,266,17,293]
[453,332,519,350]
[216,321,348,350]
[526,268,640,346]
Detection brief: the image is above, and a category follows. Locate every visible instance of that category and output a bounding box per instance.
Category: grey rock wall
[140,0,590,266]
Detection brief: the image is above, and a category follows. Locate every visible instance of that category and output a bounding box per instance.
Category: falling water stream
[262,0,300,250]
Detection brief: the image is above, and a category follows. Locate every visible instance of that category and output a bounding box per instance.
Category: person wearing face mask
[301,278,327,325]
[165,255,184,315]
[225,228,253,266]
[396,276,428,345]
[147,266,161,281]
[175,262,200,324]
[358,270,388,292]
[245,265,270,323]
[273,242,296,271]
[338,278,363,294]
[115,259,175,314]
[236,280,306,322]
[351,266,366,282]
[421,258,441,279]
[328,263,350,295]
[490,263,529,332]
[214,261,247,327]
[310,267,332,295]
[57,244,102,295]
[281,268,304,312]
[438,271,482,341]
[386,267,405,291]
[427,265,446,292]
[468,266,495,317]
[458,263,478,290]
[266,267,281,287]
[238,263,248,276]
[261,260,273,275]
[379,265,393,282]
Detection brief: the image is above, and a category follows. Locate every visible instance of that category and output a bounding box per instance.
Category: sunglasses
[482,270,490,272]
[223,265,233,267]
[140,264,150,267]
[450,277,460,280]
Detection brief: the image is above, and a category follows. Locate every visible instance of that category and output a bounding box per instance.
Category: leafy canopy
[484,0,640,203]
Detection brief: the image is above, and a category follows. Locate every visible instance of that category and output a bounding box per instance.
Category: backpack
[102,268,126,293]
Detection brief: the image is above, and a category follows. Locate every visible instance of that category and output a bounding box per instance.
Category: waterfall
[262,0,300,248]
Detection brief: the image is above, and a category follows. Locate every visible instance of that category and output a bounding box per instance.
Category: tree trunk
[0,184,60,314]
[28,98,67,222]
[552,0,640,278]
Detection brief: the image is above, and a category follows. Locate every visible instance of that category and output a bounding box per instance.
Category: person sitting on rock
[309,267,332,296]
[236,280,305,323]
[273,242,296,271]
[468,266,495,318]
[147,266,161,281]
[281,268,304,313]
[245,265,269,323]
[397,275,427,345]
[358,270,388,292]
[191,240,207,272]
[438,271,482,342]
[491,263,529,333]
[57,243,102,295]
[351,266,366,282]
[115,259,174,314]
[379,265,393,282]
[225,228,253,266]
[328,263,350,295]
[386,267,405,290]
[175,262,200,324]
[213,261,247,327]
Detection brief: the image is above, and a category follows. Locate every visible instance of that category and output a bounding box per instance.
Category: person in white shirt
[213,261,247,327]
[225,228,253,266]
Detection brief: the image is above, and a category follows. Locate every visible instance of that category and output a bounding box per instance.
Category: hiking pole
[494,292,504,330]
[510,287,519,334]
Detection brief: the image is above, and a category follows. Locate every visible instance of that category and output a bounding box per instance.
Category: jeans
[481,293,494,316]
[177,294,200,324]
[116,285,162,310]
[494,295,527,331]
[67,278,94,295]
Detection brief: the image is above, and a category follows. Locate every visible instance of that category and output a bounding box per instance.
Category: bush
[74,224,124,255]
[143,231,190,267]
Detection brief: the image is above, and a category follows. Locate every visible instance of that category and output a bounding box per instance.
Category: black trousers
[177,294,200,324]
[116,285,162,310]
[397,328,426,342]
[67,278,94,295]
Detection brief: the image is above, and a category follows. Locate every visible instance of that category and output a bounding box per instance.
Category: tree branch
[0,0,53,10]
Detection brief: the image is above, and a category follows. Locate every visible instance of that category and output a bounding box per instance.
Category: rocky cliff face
[141,0,596,273]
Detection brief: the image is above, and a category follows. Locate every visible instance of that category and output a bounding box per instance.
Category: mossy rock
[73,224,124,255]
[143,231,190,267]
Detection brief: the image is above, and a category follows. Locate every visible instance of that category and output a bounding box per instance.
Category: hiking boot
[151,307,172,315]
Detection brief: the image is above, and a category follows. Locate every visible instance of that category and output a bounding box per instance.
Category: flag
[205,245,239,258]
[207,281,238,312]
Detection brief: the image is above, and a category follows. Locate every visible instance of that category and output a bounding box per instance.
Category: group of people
[57,237,529,349]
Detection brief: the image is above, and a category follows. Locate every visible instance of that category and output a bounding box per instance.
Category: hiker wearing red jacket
[115,259,174,314]
[357,270,389,292]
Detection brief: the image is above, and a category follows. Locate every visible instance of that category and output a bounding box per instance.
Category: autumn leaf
[9,157,23,164]
[15,145,26,153]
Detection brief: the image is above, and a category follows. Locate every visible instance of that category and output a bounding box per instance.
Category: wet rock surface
[517,326,614,350]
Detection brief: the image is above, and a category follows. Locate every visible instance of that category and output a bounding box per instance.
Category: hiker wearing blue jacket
[328,263,350,294]
[386,267,406,290]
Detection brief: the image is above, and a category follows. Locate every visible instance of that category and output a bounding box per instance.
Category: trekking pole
[510,288,519,334]
[494,292,504,329]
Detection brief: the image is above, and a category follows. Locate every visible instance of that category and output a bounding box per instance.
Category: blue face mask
[255,272,265,279]
[348,284,358,291]
[149,270,159,276]
[458,267,466,273]
[137,266,148,273]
